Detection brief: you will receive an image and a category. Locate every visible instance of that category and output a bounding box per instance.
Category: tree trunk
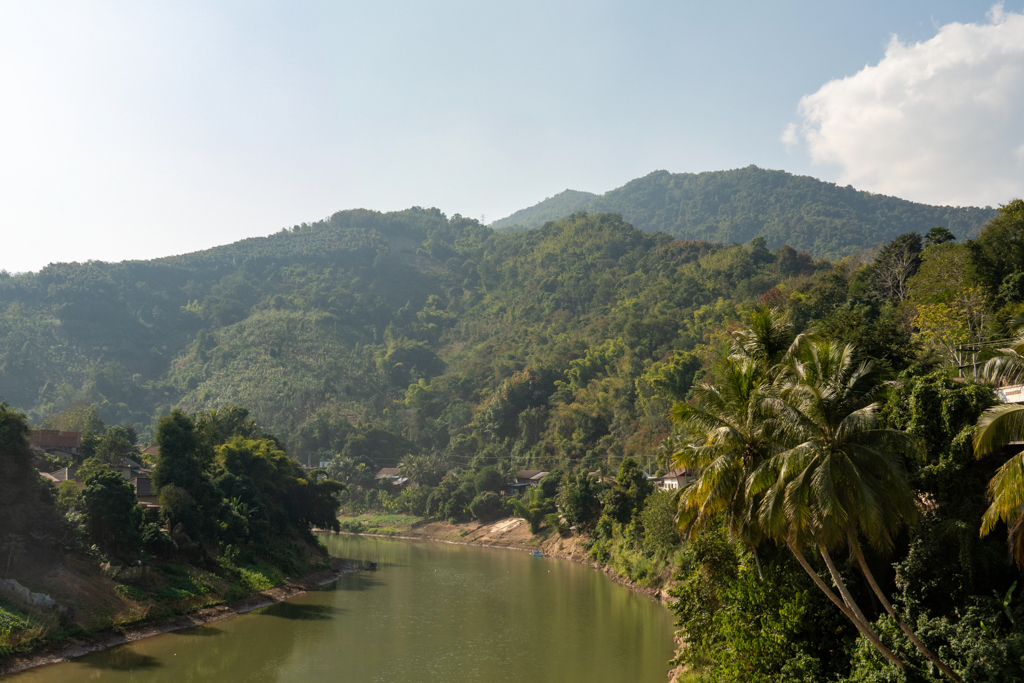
[788,542,905,672]
[819,545,874,633]
[849,538,963,683]
[752,545,764,581]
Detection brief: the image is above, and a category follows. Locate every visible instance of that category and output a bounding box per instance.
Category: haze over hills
[492,166,998,258]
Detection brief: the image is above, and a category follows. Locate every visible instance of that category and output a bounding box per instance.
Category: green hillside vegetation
[3,197,1024,679]
[1,208,834,467]
[493,166,996,258]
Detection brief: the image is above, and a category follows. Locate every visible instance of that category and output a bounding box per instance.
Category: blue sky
[1,1,1021,271]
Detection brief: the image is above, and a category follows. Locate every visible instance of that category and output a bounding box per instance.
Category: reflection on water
[10,535,676,683]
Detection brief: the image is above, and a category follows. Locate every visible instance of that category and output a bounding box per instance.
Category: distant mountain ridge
[492,166,998,258]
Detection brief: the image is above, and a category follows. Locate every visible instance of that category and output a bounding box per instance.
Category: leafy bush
[238,567,279,593]
[0,599,33,639]
[469,492,507,522]
[338,519,367,533]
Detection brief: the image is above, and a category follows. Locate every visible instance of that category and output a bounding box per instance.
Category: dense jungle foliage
[492,166,995,258]
[5,194,1024,679]
[345,200,1024,682]
[0,205,834,467]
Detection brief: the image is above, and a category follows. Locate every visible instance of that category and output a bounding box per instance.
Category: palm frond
[974,404,1024,458]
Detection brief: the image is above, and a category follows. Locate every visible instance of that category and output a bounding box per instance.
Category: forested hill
[492,166,997,258]
[0,206,842,465]
[1,201,1011,475]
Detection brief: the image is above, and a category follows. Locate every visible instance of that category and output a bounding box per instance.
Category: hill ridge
[492,166,997,258]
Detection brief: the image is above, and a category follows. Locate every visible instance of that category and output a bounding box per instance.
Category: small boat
[532,551,543,558]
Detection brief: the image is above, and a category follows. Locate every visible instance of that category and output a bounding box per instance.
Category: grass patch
[238,565,282,593]
[0,598,35,639]
[337,513,421,536]
[152,566,214,602]
[114,584,149,602]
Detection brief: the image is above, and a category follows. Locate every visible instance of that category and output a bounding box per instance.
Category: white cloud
[786,4,1024,207]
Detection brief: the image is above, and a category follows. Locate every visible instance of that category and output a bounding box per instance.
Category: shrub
[469,491,508,522]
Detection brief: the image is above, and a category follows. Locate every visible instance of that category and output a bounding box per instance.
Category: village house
[375,467,410,488]
[29,429,81,458]
[509,470,547,495]
[131,476,159,505]
[658,467,695,491]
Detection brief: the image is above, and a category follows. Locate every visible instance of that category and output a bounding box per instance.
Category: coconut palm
[755,339,961,681]
[671,307,799,578]
[975,317,1024,568]
[974,410,1024,570]
[979,315,1024,387]
[671,356,775,578]
[397,454,446,487]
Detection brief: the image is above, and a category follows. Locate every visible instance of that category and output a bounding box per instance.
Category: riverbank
[0,557,355,678]
[331,513,688,682]
[333,513,674,601]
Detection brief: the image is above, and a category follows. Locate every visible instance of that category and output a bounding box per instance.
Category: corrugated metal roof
[132,476,154,498]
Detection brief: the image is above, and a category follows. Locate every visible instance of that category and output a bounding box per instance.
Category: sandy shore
[0,557,355,678]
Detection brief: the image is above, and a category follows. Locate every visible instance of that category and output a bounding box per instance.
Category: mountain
[0,207,845,465]
[492,166,998,258]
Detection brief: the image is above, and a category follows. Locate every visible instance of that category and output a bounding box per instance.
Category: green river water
[9,534,676,682]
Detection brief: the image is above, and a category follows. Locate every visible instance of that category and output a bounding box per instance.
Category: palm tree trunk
[849,538,962,683]
[819,545,874,633]
[788,542,905,672]
[752,546,764,581]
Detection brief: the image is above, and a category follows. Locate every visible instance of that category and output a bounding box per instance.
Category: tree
[925,226,956,248]
[870,232,923,303]
[601,458,651,525]
[509,487,556,533]
[671,307,798,578]
[968,199,1024,293]
[474,466,505,495]
[755,339,960,681]
[96,426,136,466]
[671,356,774,578]
[974,321,1024,568]
[398,453,446,487]
[82,468,143,563]
[153,409,224,542]
[469,491,507,522]
[558,470,602,530]
[0,403,60,540]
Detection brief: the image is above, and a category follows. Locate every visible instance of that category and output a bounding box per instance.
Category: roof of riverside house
[51,466,80,482]
[132,476,154,498]
[529,471,549,481]
[29,429,82,449]
[376,467,401,479]
[662,467,692,479]
[516,469,545,480]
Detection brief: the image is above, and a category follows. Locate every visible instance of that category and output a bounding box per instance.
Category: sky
[0,1,1022,273]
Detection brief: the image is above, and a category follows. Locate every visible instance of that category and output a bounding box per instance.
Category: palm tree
[975,317,1024,568]
[397,454,446,487]
[671,356,775,578]
[671,307,799,579]
[755,339,961,681]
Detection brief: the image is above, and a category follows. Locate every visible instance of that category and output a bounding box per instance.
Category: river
[9,534,677,682]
